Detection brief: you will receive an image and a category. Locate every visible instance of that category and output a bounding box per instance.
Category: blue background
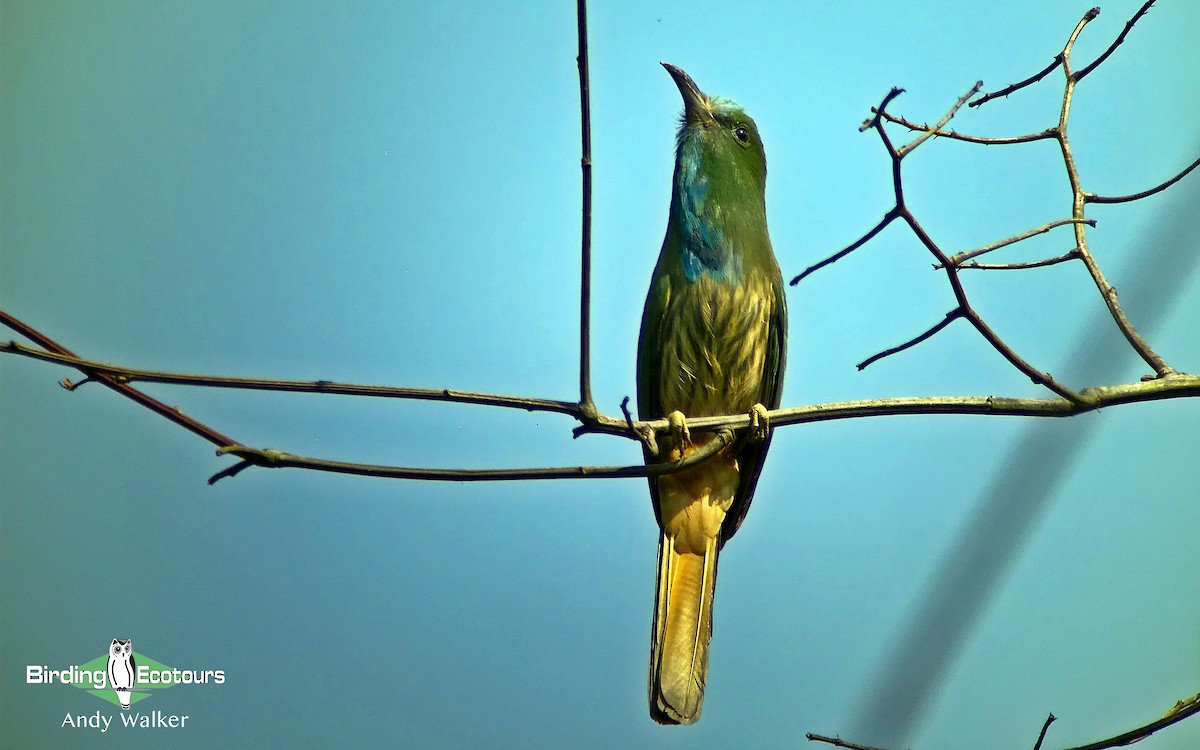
[3,1,1200,747]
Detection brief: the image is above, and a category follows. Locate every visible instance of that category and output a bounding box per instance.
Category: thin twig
[960,249,1080,271]
[1074,1,1156,82]
[209,427,738,485]
[945,219,1094,267]
[970,54,1063,108]
[617,394,658,454]
[877,109,1056,145]
[896,80,981,156]
[575,0,596,417]
[790,208,898,285]
[859,87,906,133]
[0,311,239,450]
[857,308,963,370]
[805,733,889,750]
[1086,155,1200,204]
[1,339,580,416]
[788,90,910,286]
[1032,713,1056,750]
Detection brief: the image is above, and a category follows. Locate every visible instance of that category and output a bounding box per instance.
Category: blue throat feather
[675,129,743,283]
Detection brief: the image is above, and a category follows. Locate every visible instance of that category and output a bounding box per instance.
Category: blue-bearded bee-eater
[637,63,787,725]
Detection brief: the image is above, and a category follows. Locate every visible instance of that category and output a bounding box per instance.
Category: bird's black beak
[661,62,712,124]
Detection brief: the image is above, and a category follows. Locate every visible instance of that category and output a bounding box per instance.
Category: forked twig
[793,0,1191,388]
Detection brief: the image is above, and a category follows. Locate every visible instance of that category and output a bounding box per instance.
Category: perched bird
[637,64,787,725]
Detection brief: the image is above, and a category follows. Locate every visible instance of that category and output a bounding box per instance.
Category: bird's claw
[666,410,692,458]
[748,403,770,443]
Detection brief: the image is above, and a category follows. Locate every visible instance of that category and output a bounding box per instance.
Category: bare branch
[1,339,581,417]
[820,0,1184,394]
[857,308,963,371]
[969,3,1130,107]
[1060,7,1101,79]
[1086,155,1200,204]
[575,0,597,417]
[0,311,240,451]
[11,306,1200,482]
[1033,713,1056,750]
[896,81,982,157]
[1060,690,1200,750]
[959,249,1080,271]
[789,208,899,286]
[1053,36,1173,376]
[805,733,889,750]
[877,109,1056,145]
[859,87,906,133]
[945,219,1093,267]
[3,1,1194,493]
[1074,1,1157,82]
[860,83,1086,401]
[209,427,738,485]
[599,375,1200,437]
[970,54,1063,108]
[904,208,1084,402]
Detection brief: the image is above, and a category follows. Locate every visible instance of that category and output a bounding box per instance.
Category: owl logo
[107,638,136,709]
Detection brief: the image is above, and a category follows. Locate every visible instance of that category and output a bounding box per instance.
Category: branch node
[617,395,658,455]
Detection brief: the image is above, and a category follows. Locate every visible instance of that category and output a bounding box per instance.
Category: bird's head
[663,62,767,196]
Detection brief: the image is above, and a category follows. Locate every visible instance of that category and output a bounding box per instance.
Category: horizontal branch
[209,427,738,485]
[877,109,1056,145]
[1062,689,1200,750]
[581,373,1200,439]
[959,248,1080,271]
[14,300,1198,484]
[805,734,887,750]
[0,340,580,416]
[945,219,1094,267]
[1085,155,1200,205]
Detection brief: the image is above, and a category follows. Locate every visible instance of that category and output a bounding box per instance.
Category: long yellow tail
[649,532,719,724]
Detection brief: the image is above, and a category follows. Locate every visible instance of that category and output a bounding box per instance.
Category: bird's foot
[747,403,770,443]
[666,410,692,459]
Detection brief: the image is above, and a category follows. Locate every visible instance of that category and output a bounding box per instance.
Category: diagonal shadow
[850,149,1200,746]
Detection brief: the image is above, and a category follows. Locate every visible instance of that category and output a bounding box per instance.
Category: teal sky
[3,1,1199,747]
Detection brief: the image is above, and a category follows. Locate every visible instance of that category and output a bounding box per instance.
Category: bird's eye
[734,126,749,143]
